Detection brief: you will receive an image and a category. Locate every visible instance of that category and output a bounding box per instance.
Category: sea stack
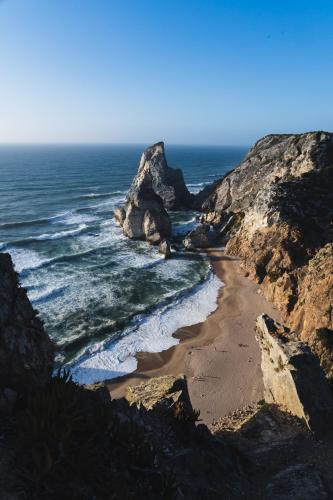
[129,141,192,210]
[114,141,192,244]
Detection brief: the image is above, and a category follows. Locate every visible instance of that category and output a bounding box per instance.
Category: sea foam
[68,271,222,384]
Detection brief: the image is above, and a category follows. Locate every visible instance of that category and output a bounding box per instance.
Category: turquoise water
[0,144,247,382]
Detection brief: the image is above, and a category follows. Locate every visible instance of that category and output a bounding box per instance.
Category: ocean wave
[8,248,49,273]
[30,284,68,304]
[0,217,49,229]
[186,182,205,188]
[67,271,223,384]
[53,212,100,225]
[34,224,88,241]
[78,191,126,200]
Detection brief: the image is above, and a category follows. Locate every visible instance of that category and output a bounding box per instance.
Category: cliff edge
[197,131,333,376]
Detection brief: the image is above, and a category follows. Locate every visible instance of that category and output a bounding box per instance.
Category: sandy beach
[107,249,280,425]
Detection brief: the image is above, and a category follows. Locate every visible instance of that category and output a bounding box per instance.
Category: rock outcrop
[158,238,171,259]
[125,374,192,411]
[0,253,54,398]
[128,141,192,210]
[183,223,212,250]
[115,184,171,244]
[197,132,333,375]
[114,141,194,244]
[255,314,333,435]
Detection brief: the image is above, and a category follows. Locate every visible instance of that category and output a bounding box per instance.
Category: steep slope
[0,252,54,396]
[197,131,333,376]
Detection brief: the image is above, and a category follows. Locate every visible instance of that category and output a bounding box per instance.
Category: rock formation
[125,374,192,411]
[0,253,54,398]
[197,131,333,375]
[256,314,333,435]
[128,141,192,210]
[114,141,194,244]
[158,238,171,258]
[183,223,212,250]
[115,184,171,244]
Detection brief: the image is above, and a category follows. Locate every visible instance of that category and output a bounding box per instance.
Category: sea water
[0,144,247,383]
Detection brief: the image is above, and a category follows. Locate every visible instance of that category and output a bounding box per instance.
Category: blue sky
[0,0,332,144]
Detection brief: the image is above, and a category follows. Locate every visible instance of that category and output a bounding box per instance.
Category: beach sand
[107,249,280,426]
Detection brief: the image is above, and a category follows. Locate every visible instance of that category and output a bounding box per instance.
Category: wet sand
[107,249,280,425]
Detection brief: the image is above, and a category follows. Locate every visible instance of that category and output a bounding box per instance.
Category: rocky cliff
[197,131,333,375]
[0,253,53,398]
[115,141,193,244]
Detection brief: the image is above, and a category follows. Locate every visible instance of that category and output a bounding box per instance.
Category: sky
[0,0,332,145]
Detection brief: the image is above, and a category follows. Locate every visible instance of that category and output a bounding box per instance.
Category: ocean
[0,144,247,384]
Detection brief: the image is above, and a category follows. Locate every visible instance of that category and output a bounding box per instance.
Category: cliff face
[0,253,54,395]
[198,132,333,375]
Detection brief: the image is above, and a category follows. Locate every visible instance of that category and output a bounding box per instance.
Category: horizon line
[0,141,250,148]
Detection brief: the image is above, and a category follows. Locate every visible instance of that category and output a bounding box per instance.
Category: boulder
[158,239,171,259]
[183,223,212,250]
[255,314,333,436]
[121,185,171,244]
[113,207,126,226]
[0,253,54,397]
[128,141,192,210]
[125,374,192,412]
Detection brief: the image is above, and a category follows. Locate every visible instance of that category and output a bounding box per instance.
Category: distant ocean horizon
[0,144,247,383]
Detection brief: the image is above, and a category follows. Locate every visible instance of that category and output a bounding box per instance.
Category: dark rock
[158,239,171,259]
[183,223,212,250]
[0,253,54,396]
[266,464,328,499]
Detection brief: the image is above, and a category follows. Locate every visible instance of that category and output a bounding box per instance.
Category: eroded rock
[120,185,171,244]
[196,131,333,375]
[128,141,192,210]
[183,223,212,250]
[255,314,333,435]
[158,239,171,259]
[125,374,192,412]
[0,253,54,396]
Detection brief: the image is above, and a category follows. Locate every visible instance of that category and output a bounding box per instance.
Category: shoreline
[107,248,280,425]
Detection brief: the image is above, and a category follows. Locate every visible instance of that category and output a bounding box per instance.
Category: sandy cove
[107,249,280,426]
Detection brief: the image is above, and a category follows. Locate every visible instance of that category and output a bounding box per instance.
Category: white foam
[172,216,197,236]
[80,191,125,199]
[35,224,87,241]
[58,213,99,225]
[186,182,207,194]
[8,247,48,273]
[68,271,223,384]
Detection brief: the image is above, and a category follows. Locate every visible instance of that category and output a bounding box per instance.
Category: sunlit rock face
[256,314,333,436]
[197,131,333,375]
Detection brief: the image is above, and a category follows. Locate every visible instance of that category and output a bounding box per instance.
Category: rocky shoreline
[1,131,333,498]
